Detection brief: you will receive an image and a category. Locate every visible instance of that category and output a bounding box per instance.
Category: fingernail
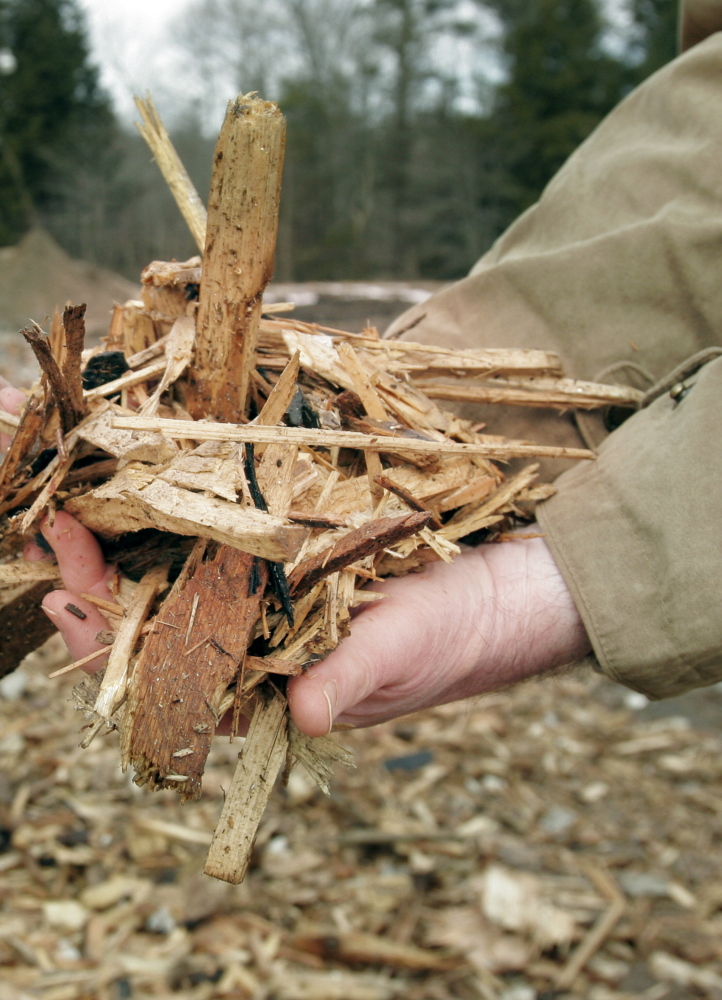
[42,606,60,619]
[321,679,337,735]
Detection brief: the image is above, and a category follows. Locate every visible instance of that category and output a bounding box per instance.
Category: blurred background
[0,0,677,287]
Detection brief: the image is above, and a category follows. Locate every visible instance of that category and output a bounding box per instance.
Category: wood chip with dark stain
[287,510,432,595]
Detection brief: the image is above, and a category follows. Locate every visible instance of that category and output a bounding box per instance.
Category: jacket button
[669,381,692,405]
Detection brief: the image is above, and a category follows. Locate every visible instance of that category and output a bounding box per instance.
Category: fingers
[42,590,111,666]
[39,510,115,599]
[34,511,115,671]
[0,385,26,415]
[0,385,26,451]
[287,556,488,736]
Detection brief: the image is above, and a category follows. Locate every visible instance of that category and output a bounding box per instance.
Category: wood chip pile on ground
[0,93,645,886]
[0,643,720,999]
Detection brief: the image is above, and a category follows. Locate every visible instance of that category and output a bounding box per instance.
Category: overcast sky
[76,0,195,123]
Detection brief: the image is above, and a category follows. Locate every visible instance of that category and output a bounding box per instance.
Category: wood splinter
[204,690,288,884]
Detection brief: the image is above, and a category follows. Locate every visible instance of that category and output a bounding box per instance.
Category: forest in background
[0,0,677,283]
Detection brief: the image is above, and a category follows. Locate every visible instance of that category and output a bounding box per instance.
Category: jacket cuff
[536,355,722,699]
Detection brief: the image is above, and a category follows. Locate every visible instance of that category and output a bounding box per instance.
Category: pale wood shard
[435,473,497,513]
[0,409,20,436]
[339,342,387,502]
[159,442,241,503]
[124,547,267,799]
[19,447,79,533]
[94,563,170,721]
[137,316,196,416]
[414,376,643,410]
[439,464,541,543]
[555,867,626,991]
[134,95,208,253]
[112,416,595,462]
[65,470,307,562]
[328,459,478,516]
[204,691,289,883]
[292,925,460,971]
[83,359,168,401]
[0,562,62,587]
[75,402,178,465]
[255,351,301,429]
[189,95,286,421]
[288,511,432,595]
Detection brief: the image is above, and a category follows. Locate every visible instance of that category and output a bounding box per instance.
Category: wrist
[475,526,592,687]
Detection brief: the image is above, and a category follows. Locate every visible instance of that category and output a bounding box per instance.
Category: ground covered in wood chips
[0,637,720,1000]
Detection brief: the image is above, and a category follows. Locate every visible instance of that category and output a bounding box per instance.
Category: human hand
[0,376,27,451]
[25,511,116,666]
[287,531,591,736]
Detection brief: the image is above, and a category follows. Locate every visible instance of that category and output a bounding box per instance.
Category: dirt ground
[1,259,721,1000]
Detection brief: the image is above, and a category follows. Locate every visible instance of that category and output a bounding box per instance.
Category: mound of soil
[0,229,138,384]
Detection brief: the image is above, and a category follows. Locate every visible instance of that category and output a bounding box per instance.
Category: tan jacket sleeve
[537,352,722,699]
[383,28,722,698]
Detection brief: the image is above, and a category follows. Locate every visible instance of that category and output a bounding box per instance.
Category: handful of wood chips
[0,95,640,883]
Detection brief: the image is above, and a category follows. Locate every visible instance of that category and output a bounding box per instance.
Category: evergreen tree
[0,0,115,246]
[626,0,678,83]
[483,0,626,229]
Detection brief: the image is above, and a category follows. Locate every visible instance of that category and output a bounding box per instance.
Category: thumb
[287,612,389,737]
[286,566,464,736]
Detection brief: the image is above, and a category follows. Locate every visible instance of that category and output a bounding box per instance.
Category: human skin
[2,389,591,736]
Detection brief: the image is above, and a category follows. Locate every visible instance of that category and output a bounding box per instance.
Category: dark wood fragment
[286,510,348,529]
[61,304,88,422]
[22,324,84,434]
[64,603,87,620]
[374,474,443,530]
[287,510,432,595]
[124,546,267,800]
[0,582,57,680]
[0,390,45,504]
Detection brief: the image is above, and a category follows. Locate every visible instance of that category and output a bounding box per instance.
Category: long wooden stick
[414,378,642,410]
[134,95,208,252]
[188,94,286,421]
[113,416,595,462]
[204,691,288,883]
[94,563,170,720]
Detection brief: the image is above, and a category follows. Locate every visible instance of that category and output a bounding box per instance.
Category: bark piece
[203,691,288,883]
[189,95,286,421]
[125,547,267,800]
[0,389,45,504]
[61,304,88,423]
[374,474,442,529]
[0,582,58,680]
[22,323,85,434]
[288,511,431,595]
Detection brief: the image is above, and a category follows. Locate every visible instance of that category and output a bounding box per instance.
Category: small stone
[146,906,177,935]
[618,872,670,898]
[0,669,27,700]
[539,805,577,835]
